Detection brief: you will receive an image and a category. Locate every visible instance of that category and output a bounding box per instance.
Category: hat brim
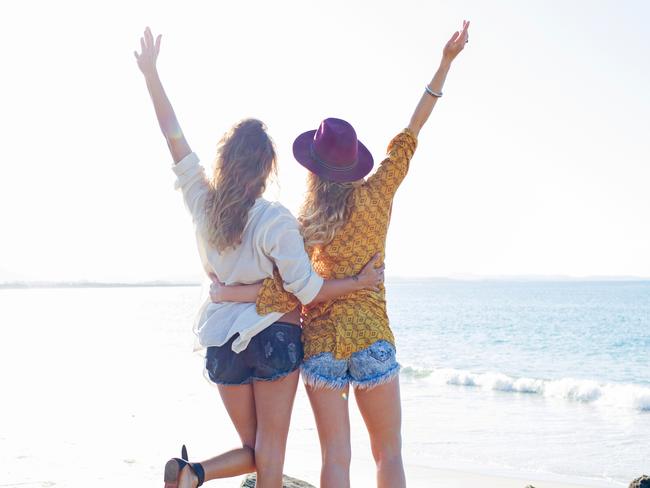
[292,130,374,183]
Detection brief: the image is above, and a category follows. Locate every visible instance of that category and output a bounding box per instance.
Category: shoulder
[255,199,301,235]
[264,199,297,217]
[258,199,299,223]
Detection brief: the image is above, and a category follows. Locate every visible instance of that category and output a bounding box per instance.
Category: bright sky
[1,0,649,282]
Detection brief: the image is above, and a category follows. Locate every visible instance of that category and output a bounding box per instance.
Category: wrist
[438,57,453,72]
[350,275,364,291]
[143,68,160,82]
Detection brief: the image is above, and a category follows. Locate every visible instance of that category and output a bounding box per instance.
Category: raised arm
[134,27,191,163]
[407,20,470,137]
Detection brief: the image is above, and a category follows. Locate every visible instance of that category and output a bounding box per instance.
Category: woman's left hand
[356,253,385,292]
[442,20,470,63]
[209,273,226,302]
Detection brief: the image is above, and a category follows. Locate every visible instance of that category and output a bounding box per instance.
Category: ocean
[0,281,648,487]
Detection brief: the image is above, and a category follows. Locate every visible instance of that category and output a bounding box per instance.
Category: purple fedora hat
[293,118,373,183]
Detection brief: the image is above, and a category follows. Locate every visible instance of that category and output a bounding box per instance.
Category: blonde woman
[134,28,383,488]
[214,21,470,488]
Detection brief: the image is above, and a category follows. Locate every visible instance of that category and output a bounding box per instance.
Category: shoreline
[278,453,625,488]
[0,281,201,289]
[397,464,623,488]
[2,276,650,289]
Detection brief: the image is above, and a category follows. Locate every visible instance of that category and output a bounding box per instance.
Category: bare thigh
[253,370,300,449]
[252,370,301,485]
[354,376,403,459]
[307,384,352,488]
[218,384,257,448]
[307,384,352,459]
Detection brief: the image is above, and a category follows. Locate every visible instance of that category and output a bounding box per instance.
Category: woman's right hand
[355,253,385,292]
[134,26,161,77]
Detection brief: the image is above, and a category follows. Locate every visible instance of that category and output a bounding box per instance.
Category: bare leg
[252,370,300,488]
[354,377,406,488]
[178,384,257,488]
[306,384,352,488]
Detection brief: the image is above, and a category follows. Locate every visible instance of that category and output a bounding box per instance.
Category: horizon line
[2,275,650,289]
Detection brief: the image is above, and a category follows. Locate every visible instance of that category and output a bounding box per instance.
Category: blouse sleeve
[255,270,301,316]
[171,152,210,225]
[365,129,418,198]
[259,205,324,305]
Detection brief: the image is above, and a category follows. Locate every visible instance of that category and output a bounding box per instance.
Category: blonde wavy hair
[298,172,362,248]
[204,119,277,252]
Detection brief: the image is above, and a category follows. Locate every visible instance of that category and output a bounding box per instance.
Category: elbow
[407,122,422,138]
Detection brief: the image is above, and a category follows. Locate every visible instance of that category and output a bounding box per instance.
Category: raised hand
[134,27,192,163]
[407,20,471,136]
[134,26,161,77]
[442,20,470,63]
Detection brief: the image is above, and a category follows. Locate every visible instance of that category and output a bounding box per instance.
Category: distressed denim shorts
[205,322,303,385]
[301,340,400,390]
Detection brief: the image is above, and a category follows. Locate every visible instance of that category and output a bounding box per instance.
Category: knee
[322,443,351,470]
[242,438,256,452]
[372,435,402,465]
[253,443,283,473]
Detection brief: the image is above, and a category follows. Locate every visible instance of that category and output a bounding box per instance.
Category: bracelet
[425,85,443,98]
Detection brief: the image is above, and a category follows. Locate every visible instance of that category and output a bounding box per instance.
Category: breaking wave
[400,366,650,412]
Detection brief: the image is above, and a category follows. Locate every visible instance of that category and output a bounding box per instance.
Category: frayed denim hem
[352,363,401,390]
[251,365,300,384]
[202,367,252,386]
[301,367,350,390]
[202,365,300,386]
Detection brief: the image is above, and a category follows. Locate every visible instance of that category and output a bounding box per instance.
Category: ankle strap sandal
[163,444,205,487]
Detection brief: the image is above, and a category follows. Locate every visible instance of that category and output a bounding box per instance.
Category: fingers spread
[145,26,153,46]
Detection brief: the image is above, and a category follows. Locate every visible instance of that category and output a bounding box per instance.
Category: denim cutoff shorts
[301,340,400,390]
[205,322,303,385]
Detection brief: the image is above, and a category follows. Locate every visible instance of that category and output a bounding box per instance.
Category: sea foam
[400,366,650,411]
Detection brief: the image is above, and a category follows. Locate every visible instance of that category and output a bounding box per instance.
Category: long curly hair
[204,119,277,252]
[298,172,362,248]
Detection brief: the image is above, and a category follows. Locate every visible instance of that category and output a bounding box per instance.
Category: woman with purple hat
[216,21,470,488]
[134,27,385,488]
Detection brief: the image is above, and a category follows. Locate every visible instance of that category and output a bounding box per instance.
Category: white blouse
[172,152,323,353]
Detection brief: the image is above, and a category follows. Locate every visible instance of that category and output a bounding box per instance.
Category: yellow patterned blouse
[256,129,418,360]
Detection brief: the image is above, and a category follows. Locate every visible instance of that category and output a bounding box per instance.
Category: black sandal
[164,445,205,488]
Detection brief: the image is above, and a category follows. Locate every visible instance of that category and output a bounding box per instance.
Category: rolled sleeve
[171,152,210,224]
[260,205,324,305]
[292,269,324,305]
[365,129,418,197]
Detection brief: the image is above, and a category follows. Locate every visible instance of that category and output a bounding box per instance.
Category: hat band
[310,144,358,172]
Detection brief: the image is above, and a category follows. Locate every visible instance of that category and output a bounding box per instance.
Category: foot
[178,465,198,488]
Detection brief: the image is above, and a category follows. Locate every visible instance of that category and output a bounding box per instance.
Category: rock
[629,475,650,488]
[240,473,315,488]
